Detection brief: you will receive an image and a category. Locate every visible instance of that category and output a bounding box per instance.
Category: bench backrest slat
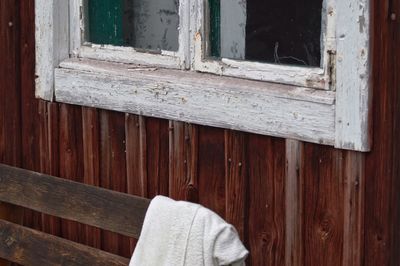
[0,164,150,238]
[0,219,130,266]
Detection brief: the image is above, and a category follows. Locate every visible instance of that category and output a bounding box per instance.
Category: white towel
[129,196,249,266]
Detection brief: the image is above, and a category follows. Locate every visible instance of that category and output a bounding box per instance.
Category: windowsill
[54,58,336,145]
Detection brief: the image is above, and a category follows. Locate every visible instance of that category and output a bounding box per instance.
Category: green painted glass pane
[209,0,221,58]
[87,0,180,51]
[88,0,124,46]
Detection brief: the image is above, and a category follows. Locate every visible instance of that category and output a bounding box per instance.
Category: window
[35,0,372,151]
[194,0,332,89]
[74,0,189,69]
[86,0,180,51]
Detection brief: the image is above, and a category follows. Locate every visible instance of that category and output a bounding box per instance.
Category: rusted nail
[8,22,13,27]
[390,13,397,21]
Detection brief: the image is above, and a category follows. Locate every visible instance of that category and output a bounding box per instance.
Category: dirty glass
[209,0,323,67]
[86,0,180,52]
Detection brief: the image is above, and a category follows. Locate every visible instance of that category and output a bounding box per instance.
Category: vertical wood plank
[197,127,225,217]
[303,144,344,266]
[285,139,303,266]
[59,104,85,245]
[247,135,286,266]
[39,101,61,237]
[82,107,101,249]
[0,6,24,266]
[224,130,247,239]
[364,0,400,264]
[99,110,130,257]
[20,0,39,172]
[39,102,60,182]
[169,122,198,202]
[125,114,147,253]
[20,0,42,232]
[389,1,400,262]
[146,118,169,198]
[125,114,147,198]
[99,110,118,255]
[0,0,21,168]
[342,151,364,266]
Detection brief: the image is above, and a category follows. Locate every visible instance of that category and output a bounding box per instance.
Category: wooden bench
[0,164,150,266]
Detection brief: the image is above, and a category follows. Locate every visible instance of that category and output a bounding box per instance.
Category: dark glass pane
[209,0,323,67]
[87,0,179,52]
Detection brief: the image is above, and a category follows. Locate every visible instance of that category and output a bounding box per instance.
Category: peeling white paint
[335,0,372,151]
[55,58,336,145]
[35,0,373,151]
[35,0,55,101]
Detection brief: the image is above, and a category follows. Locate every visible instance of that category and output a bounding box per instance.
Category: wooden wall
[0,0,399,265]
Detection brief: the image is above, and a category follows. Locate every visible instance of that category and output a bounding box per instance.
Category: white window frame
[35,0,372,151]
[75,0,190,69]
[192,0,336,90]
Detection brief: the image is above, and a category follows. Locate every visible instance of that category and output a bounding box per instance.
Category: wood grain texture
[342,152,364,266]
[0,0,21,206]
[247,135,285,266]
[0,219,130,266]
[41,0,373,152]
[0,0,21,168]
[364,0,400,264]
[82,107,101,249]
[303,144,344,266]
[59,104,85,245]
[224,131,247,240]
[285,140,303,266]
[20,0,40,172]
[389,1,400,263]
[0,164,150,239]
[20,0,43,234]
[55,58,336,147]
[99,111,131,257]
[169,122,198,202]
[0,2,23,264]
[39,101,61,237]
[197,127,225,217]
[146,118,169,198]
[125,114,147,252]
[125,114,147,198]
[1,0,400,265]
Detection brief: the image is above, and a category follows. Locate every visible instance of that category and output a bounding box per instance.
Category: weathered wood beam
[0,164,150,239]
[0,219,130,266]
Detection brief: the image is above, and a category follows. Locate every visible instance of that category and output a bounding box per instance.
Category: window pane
[209,0,323,67]
[87,0,179,52]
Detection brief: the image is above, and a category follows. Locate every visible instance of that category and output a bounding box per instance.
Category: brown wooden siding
[0,0,399,265]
